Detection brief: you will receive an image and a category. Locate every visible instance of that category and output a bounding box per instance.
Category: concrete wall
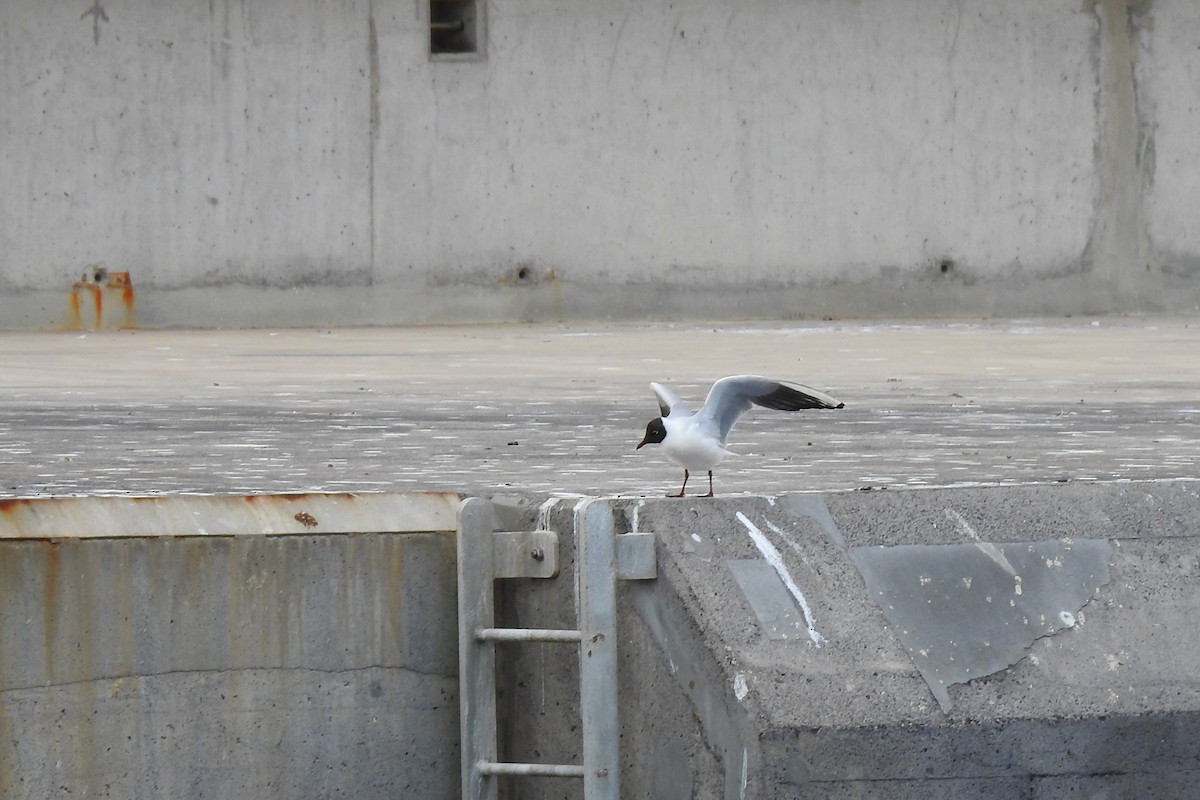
[3,484,1199,798]
[0,493,461,800]
[496,484,1200,799]
[1,0,1198,329]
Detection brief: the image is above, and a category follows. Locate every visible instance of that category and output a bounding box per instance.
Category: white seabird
[635,375,843,497]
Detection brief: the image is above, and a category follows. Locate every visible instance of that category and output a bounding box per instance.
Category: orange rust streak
[121,284,136,328]
[90,284,102,329]
[109,272,136,329]
[68,289,82,330]
[0,498,35,514]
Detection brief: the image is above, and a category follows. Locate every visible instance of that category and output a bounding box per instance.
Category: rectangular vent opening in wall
[430,0,484,59]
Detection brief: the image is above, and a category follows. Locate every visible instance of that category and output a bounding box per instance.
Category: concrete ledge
[0,493,461,800]
[3,482,1196,798]
[638,481,1200,797]
[494,481,1200,798]
[0,491,461,538]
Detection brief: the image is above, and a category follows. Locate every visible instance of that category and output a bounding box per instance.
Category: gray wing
[698,375,843,442]
[650,382,691,417]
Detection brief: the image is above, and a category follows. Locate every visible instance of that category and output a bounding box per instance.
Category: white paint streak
[537,497,560,530]
[736,511,826,646]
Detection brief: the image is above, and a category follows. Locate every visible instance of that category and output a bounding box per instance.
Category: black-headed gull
[635,375,843,497]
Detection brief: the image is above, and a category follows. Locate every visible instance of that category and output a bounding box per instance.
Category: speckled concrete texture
[1,317,1197,498]
[0,530,460,800]
[634,488,1199,797]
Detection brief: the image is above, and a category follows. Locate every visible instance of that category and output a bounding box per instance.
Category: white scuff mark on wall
[627,498,646,534]
[765,518,814,567]
[945,507,1017,576]
[733,672,749,701]
[736,511,826,646]
[537,497,560,530]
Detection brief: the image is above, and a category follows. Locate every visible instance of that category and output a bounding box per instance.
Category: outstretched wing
[698,375,843,442]
[650,382,691,417]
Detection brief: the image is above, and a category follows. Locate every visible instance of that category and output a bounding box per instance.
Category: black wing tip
[756,382,843,411]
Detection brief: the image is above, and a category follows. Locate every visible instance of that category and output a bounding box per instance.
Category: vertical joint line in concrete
[1085,0,1153,311]
[367,2,380,276]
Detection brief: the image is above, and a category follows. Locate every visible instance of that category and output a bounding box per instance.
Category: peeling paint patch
[850,537,1112,712]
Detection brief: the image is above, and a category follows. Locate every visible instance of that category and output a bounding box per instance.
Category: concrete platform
[625,486,1200,797]
[486,486,1200,799]
[1,317,1197,498]
[2,318,1198,798]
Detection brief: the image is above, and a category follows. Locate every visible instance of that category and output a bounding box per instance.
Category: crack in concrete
[0,663,455,696]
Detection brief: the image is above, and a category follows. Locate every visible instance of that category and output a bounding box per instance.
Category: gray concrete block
[2,480,1197,798]
[0,531,460,800]
[2,668,455,800]
[590,484,1200,797]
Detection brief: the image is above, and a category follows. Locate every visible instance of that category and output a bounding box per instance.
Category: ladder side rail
[457,498,500,800]
[576,499,620,799]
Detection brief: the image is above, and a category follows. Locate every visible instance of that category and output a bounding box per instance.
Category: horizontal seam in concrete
[0,663,454,695]
[795,775,1028,786]
[798,766,1200,785]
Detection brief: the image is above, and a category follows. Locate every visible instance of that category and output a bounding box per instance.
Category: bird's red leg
[700,471,714,498]
[669,470,689,498]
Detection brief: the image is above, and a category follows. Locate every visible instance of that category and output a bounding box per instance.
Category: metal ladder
[457,497,656,800]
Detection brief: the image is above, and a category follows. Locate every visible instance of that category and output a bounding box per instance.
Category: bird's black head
[636,418,667,450]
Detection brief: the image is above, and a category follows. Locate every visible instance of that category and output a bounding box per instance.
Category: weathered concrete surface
[1,319,1196,499]
[492,486,1200,799]
[0,318,1197,797]
[3,485,1196,799]
[0,490,460,537]
[3,1,1200,328]
[1141,0,1200,290]
[0,494,461,800]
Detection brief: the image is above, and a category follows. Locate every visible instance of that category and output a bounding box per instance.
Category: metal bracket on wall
[457,497,656,800]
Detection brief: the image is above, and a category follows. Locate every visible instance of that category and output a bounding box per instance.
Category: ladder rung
[476,626,581,643]
[477,760,585,778]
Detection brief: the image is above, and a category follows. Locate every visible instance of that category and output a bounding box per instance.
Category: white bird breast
[660,416,731,471]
